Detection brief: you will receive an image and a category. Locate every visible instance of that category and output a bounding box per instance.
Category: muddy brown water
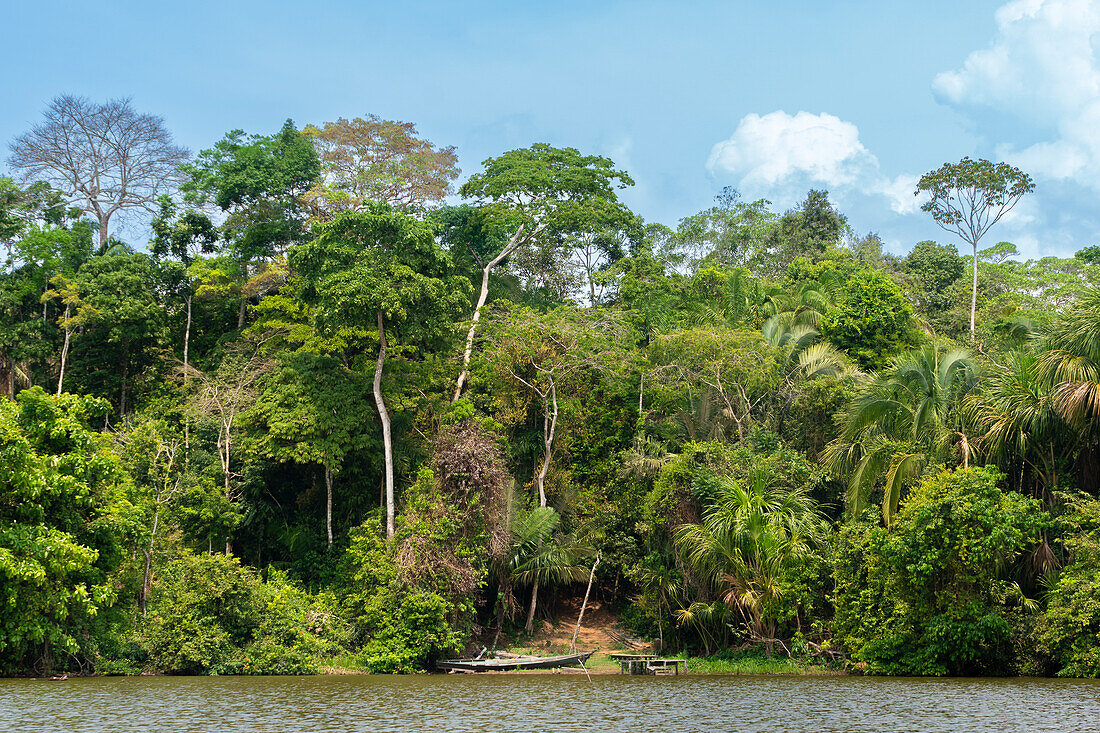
[4,673,1099,732]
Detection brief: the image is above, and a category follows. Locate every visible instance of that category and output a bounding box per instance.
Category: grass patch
[678,649,840,675]
[319,652,374,674]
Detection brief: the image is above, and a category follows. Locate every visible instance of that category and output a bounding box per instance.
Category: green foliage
[9,111,1100,679]
[648,327,782,444]
[917,158,1035,241]
[143,552,341,675]
[0,388,134,674]
[182,120,320,262]
[1040,495,1100,677]
[334,517,463,672]
[291,203,470,349]
[459,143,634,230]
[674,465,825,650]
[905,241,966,337]
[916,157,1035,339]
[824,342,977,523]
[823,269,921,370]
[674,187,776,271]
[833,467,1045,675]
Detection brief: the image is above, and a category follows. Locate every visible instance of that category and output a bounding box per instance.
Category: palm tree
[1039,288,1100,435]
[1035,287,1100,489]
[496,504,591,634]
[762,280,856,382]
[762,279,831,330]
[823,342,977,523]
[633,558,683,651]
[674,467,824,655]
[969,350,1072,499]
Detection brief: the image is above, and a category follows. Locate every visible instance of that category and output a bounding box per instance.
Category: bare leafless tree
[8,95,190,248]
[186,340,272,552]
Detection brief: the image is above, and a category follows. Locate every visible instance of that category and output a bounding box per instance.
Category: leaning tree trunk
[453,223,545,402]
[571,551,601,652]
[57,304,71,396]
[374,311,395,538]
[325,462,334,547]
[534,382,558,508]
[525,580,540,633]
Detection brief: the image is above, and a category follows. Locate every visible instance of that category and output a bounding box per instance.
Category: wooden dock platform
[608,653,686,675]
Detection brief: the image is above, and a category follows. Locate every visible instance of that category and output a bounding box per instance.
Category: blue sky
[3,0,1096,258]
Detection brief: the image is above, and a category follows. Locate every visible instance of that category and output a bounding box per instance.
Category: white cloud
[934,0,1100,186]
[707,111,874,188]
[706,110,920,214]
[878,174,923,215]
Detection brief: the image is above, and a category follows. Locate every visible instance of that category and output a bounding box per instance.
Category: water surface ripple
[4,673,1099,732]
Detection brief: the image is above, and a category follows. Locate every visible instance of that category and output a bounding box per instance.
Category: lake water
[4,673,1100,732]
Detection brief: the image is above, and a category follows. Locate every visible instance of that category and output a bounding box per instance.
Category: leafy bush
[832,467,1046,675]
[143,552,342,674]
[334,515,465,673]
[1041,495,1100,677]
[0,388,135,675]
[823,269,921,370]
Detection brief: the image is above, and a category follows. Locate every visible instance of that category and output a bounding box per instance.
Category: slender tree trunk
[238,297,247,329]
[141,502,161,617]
[970,241,978,340]
[535,382,558,508]
[57,304,71,396]
[525,580,540,632]
[183,294,192,376]
[453,224,542,402]
[120,340,129,415]
[571,551,601,652]
[183,294,192,451]
[374,311,395,538]
[220,421,233,498]
[325,462,334,547]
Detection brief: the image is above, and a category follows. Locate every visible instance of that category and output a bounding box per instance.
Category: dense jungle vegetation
[3,97,1100,677]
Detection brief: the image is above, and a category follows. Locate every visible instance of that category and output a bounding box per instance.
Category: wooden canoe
[436,651,593,672]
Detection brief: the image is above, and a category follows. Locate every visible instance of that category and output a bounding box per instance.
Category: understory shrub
[832,467,1045,675]
[143,552,343,674]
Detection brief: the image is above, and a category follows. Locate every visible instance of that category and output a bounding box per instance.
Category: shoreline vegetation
[4,97,1100,681]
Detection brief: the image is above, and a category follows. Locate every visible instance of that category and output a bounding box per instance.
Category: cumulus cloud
[934,0,1100,186]
[706,110,920,214]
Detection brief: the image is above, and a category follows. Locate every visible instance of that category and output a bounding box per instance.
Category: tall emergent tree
[915,157,1034,340]
[181,120,320,326]
[302,115,459,218]
[453,144,635,400]
[8,96,190,248]
[290,204,470,537]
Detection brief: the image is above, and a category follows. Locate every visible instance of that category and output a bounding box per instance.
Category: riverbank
[319,649,841,676]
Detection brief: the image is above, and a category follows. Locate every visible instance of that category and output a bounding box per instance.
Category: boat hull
[436,652,593,672]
